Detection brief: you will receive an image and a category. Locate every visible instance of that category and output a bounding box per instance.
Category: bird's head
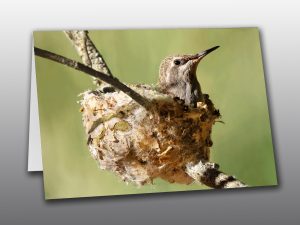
[158,46,220,90]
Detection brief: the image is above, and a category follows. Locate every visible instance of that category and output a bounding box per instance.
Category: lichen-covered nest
[80,84,220,186]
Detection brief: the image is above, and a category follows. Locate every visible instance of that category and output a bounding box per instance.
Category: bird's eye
[174,59,181,65]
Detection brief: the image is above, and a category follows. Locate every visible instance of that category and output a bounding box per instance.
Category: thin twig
[64,30,112,85]
[34,47,150,109]
[186,161,247,189]
[64,30,112,76]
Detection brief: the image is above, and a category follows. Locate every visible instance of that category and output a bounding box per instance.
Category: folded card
[31,28,277,199]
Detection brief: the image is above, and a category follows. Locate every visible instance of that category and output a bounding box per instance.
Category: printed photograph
[33,28,277,199]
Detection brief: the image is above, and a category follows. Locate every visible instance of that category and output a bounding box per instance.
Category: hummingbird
[158,46,219,107]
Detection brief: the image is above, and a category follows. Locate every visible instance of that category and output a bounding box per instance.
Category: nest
[80,84,220,186]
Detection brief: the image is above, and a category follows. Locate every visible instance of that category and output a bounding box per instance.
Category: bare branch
[64,30,112,76]
[186,161,247,189]
[34,47,150,109]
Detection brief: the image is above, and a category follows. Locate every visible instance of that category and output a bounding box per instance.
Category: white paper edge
[28,43,43,171]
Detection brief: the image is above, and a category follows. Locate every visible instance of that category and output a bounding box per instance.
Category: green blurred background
[34,28,277,199]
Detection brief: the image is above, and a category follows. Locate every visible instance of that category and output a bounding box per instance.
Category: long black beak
[196,46,220,59]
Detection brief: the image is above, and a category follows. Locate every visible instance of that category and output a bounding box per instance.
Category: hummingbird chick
[158,46,219,107]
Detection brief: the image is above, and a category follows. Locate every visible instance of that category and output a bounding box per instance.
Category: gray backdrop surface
[0,0,299,224]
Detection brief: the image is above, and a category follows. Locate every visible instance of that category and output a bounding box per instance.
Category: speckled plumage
[158,46,219,107]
